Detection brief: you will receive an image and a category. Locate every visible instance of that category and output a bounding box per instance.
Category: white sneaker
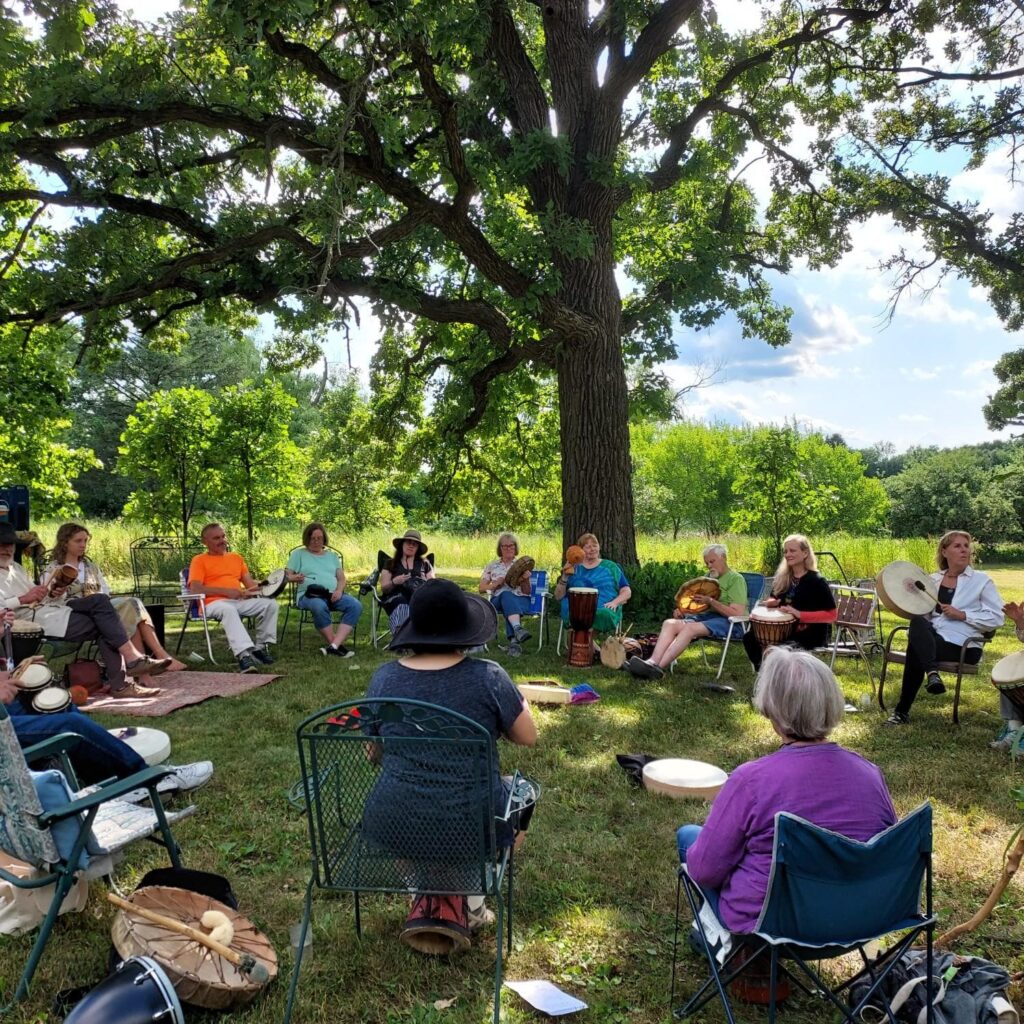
[120,761,213,804]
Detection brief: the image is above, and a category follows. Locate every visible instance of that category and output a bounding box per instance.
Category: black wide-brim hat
[388,579,497,651]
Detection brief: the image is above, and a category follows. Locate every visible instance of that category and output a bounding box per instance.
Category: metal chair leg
[282,876,315,1024]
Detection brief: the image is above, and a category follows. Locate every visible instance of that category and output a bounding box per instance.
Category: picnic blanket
[79,672,280,717]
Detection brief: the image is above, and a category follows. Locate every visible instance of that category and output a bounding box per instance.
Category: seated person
[1,615,211,791]
[188,523,279,674]
[0,522,167,699]
[743,533,836,671]
[553,533,631,633]
[286,521,362,658]
[991,598,1024,751]
[678,647,896,934]
[45,521,185,672]
[363,579,537,953]
[883,529,1003,728]
[479,532,534,657]
[628,543,747,680]
[379,530,436,633]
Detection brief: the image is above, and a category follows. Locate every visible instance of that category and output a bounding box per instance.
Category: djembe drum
[567,587,598,668]
[749,607,796,650]
[992,651,1024,712]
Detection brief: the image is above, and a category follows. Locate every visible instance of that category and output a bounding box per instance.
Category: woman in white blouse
[883,530,1003,727]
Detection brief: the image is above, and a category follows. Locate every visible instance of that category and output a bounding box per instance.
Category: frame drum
[991,651,1024,709]
[642,758,728,801]
[749,607,796,650]
[518,683,572,705]
[257,568,287,599]
[10,620,44,663]
[875,560,938,619]
[108,726,172,766]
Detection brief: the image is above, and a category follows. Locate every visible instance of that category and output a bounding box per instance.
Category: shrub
[624,560,703,629]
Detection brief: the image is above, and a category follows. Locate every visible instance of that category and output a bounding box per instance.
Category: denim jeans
[676,824,722,920]
[7,701,146,786]
[491,590,533,639]
[297,592,363,631]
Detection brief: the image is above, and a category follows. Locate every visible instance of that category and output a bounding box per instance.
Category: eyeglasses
[500,543,516,549]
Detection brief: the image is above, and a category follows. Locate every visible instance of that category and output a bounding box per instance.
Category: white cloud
[963,360,995,378]
[898,414,930,423]
[901,367,942,381]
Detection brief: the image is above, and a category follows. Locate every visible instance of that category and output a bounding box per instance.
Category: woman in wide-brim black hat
[380,530,435,632]
[363,579,539,954]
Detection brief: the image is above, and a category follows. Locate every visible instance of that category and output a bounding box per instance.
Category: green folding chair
[0,705,194,1013]
[283,698,539,1024]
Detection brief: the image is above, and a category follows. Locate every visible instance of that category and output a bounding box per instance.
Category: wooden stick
[937,833,1024,948]
[106,892,269,983]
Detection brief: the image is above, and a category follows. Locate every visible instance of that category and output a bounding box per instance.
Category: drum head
[108,727,172,766]
[675,576,721,613]
[504,555,535,591]
[642,758,728,801]
[571,587,598,595]
[10,620,43,635]
[14,662,53,690]
[749,606,796,623]
[32,686,71,713]
[875,561,938,619]
[258,568,287,599]
[992,651,1024,686]
[600,635,627,669]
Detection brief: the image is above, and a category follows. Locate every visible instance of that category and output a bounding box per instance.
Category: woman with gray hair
[628,543,748,680]
[479,532,534,657]
[677,647,896,933]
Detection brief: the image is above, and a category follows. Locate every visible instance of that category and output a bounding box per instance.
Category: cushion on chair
[0,717,60,868]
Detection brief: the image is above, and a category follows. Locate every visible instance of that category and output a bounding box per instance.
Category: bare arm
[505,704,537,747]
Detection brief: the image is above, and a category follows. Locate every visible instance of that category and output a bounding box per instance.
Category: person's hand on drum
[393,572,412,586]
[0,674,17,705]
[787,607,802,621]
[763,596,781,608]
[19,583,47,605]
[1,609,14,627]
[938,602,966,621]
[240,585,260,599]
[1005,601,1024,629]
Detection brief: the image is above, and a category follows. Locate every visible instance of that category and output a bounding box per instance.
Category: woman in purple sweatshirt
[678,647,896,933]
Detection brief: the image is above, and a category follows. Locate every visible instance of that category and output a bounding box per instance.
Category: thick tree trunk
[557,258,638,566]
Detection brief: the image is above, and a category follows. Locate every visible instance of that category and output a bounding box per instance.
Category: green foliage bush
[624,559,703,629]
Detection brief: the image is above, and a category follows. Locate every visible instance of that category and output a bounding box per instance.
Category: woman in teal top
[627,543,748,680]
[285,522,363,657]
[553,533,631,633]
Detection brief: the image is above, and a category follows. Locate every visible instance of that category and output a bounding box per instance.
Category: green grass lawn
[4,569,1024,1022]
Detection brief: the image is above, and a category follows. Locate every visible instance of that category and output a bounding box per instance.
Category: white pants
[205,598,278,657]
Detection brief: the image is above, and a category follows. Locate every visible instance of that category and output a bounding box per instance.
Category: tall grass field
[40,520,939,582]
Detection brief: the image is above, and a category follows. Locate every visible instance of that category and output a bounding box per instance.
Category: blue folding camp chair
[671,803,935,1024]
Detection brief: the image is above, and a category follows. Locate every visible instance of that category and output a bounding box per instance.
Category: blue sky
[119,0,1023,453]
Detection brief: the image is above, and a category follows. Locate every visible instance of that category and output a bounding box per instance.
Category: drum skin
[749,607,795,650]
[642,759,728,801]
[875,561,938,619]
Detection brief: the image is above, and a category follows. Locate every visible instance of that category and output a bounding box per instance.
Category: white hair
[702,543,727,560]
[753,647,845,741]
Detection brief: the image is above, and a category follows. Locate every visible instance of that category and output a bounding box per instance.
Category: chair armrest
[883,624,909,656]
[38,764,175,826]
[21,731,83,761]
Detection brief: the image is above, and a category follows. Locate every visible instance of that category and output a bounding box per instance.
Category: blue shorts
[685,611,740,640]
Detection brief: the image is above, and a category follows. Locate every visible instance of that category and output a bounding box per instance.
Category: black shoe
[238,654,259,674]
[882,711,910,727]
[925,672,945,695]
[627,656,663,680]
[251,645,275,665]
[323,644,355,659]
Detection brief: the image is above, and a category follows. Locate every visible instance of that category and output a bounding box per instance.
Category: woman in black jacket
[744,534,837,670]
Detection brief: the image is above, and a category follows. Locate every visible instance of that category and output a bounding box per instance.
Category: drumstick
[3,622,13,674]
[106,892,271,983]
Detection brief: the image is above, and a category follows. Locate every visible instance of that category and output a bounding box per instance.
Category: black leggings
[894,617,981,716]
[743,626,824,671]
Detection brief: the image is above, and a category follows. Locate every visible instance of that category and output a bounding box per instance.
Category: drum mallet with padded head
[106,892,270,984]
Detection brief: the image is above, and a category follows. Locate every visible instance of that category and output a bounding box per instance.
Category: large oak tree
[2,0,1021,560]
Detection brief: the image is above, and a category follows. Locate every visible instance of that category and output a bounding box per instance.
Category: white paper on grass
[503,980,587,1016]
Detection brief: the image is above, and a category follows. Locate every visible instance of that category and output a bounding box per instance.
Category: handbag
[64,659,103,694]
[304,584,332,602]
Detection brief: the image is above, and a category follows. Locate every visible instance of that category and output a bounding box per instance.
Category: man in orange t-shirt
[188,523,279,673]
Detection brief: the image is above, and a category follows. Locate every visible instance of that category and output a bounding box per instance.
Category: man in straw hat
[0,522,167,698]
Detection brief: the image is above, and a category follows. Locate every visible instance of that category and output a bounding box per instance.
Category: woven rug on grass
[80,671,281,717]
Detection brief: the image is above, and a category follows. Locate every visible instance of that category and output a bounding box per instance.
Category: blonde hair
[576,532,598,547]
[754,647,845,741]
[772,534,817,595]
[936,530,972,571]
